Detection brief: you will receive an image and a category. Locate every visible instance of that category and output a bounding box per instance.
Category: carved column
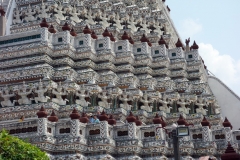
[202,126,211,142]
[100,121,109,139]
[71,119,80,137]
[128,122,137,139]
[0,13,6,36]
[37,118,48,136]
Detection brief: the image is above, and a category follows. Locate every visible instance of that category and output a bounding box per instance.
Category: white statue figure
[38,1,50,19]
[34,80,50,103]
[154,22,162,35]
[13,8,22,24]
[18,82,33,105]
[70,7,81,23]
[159,94,172,113]
[196,96,208,115]
[0,87,16,107]
[98,91,111,109]
[114,12,123,30]
[100,12,109,28]
[177,96,191,114]
[24,5,36,22]
[75,88,90,107]
[52,82,68,105]
[86,9,95,25]
[140,93,154,112]
[128,15,137,32]
[119,92,132,110]
[141,18,150,34]
[163,23,170,35]
[53,3,66,21]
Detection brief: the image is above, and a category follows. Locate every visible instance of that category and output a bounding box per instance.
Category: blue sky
[166,0,240,96]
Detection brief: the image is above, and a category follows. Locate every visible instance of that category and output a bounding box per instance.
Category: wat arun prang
[0,0,239,159]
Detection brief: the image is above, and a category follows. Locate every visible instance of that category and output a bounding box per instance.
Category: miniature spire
[135,116,142,126]
[153,113,162,124]
[91,30,98,39]
[108,115,116,125]
[177,114,188,126]
[0,6,5,17]
[40,18,49,28]
[70,108,81,120]
[110,33,115,42]
[48,25,56,33]
[62,22,71,31]
[175,38,184,49]
[70,28,77,37]
[121,31,130,40]
[79,113,89,123]
[221,142,240,160]
[223,117,233,129]
[191,41,199,49]
[140,34,148,42]
[36,106,48,118]
[48,110,58,122]
[158,35,168,48]
[83,25,92,34]
[99,110,109,121]
[201,116,211,128]
[140,34,152,46]
[0,6,6,36]
[102,28,111,37]
[126,112,136,123]
[128,36,134,44]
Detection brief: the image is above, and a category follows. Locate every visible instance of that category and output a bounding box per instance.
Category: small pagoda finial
[40,18,49,28]
[191,41,199,50]
[110,33,115,42]
[0,5,6,17]
[153,113,162,124]
[175,38,184,50]
[221,142,240,160]
[36,106,48,118]
[177,114,188,126]
[91,30,98,39]
[126,112,136,123]
[48,110,58,122]
[70,108,81,119]
[135,116,142,126]
[223,117,233,129]
[102,28,111,37]
[140,34,152,46]
[70,28,77,36]
[99,110,109,121]
[62,22,71,31]
[108,115,116,125]
[201,116,211,128]
[158,35,168,48]
[128,36,134,44]
[122,31,130,40]
[48,25,56,33]
[83,25,92,34]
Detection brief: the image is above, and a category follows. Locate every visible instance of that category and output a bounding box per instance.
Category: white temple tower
[0,0,239,159]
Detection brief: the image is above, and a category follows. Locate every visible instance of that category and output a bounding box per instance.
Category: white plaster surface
[208,76,240,129]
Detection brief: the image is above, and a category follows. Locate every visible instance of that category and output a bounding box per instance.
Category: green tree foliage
[0,130,49,160]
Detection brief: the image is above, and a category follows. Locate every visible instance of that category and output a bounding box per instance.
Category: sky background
[166,0,240,96]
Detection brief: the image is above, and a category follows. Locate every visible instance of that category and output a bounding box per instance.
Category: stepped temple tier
[0,0,239,159]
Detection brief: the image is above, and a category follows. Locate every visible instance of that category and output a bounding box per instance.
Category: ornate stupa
[0,0,239,160]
